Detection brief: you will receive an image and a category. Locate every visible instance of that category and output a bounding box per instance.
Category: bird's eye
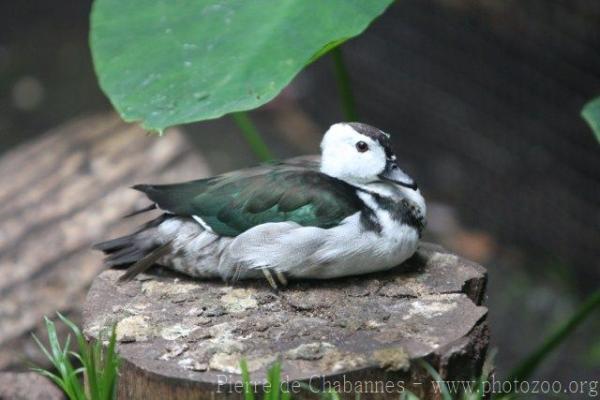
[356,141,369,152]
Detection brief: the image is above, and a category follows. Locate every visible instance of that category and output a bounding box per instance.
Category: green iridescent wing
[134,160,361,237]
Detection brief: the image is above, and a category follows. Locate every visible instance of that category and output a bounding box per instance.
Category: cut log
[0,113,210,370]
[83,243,488,399]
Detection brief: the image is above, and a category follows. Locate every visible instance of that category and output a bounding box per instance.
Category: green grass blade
[418,360,452,400]
[43,317,79,397]
[400,390,421,400]
[61,312,107,400]
[267,361,281,400]
[57,313,88,364]
[58,312,82,338]
[59,312,99,400]
[31,335,72,398]
[33,314,119,400]
[508,289,600,382]
[100,325,120,400]
[33,319,85,400]
[30,367,62,384]
[89,340,101,400]
[57,313,88,365]
[44,317,63,366]
[70,352,84,364]
[61,354,86,400]
[31,368,74,399]
[463,376,484,400]
[322,390,341,400]
[59,334,87,400]
[240,358,255,400]
[31,333,59,370]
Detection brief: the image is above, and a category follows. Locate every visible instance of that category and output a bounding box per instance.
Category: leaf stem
[232,112,274,162]
[508,289,600,382]
[331,46,358,121]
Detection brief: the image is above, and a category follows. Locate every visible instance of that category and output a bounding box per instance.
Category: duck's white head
[320,122,418,191]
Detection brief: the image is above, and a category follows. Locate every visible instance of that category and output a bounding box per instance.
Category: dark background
[1,0,598,390]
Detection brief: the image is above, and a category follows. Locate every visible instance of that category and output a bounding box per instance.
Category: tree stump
[0,113,209,370]
[83,243,488,399]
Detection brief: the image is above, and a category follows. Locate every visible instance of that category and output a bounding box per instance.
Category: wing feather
[134,157,361,236]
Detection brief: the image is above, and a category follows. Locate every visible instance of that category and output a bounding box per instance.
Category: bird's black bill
[378,161,418,190]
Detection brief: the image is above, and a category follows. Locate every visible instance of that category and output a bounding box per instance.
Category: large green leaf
[581,97,600,143]
[90,0,393,132]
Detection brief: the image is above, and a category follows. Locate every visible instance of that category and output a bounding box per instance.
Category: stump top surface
[84,243,487,384]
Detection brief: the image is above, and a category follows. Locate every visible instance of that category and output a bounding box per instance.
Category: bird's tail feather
[122,203,157,218]
[93,214,170,269]
[118,242,172,282]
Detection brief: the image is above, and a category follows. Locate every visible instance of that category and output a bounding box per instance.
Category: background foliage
[90,0,392,132]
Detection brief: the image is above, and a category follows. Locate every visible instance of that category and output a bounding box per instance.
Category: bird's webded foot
[275,270,288,287]
[222,264,243,285]
[261,268,278,291]
[261,268,288,292]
